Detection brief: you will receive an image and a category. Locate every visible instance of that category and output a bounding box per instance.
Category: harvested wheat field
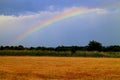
[0,56,120,80]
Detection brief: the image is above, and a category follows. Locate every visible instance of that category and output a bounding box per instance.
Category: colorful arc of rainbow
[12,3,120,44]
[13,8,92,43]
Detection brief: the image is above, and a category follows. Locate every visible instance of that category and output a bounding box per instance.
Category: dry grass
[0,56,120,80]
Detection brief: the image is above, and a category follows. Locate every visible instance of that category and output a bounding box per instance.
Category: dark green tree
[106,45,120,52]
[4,46,10,50]
[0,46,4,50]
[70,46,78,55]
[17,45,24,50]
[87,40,103,51]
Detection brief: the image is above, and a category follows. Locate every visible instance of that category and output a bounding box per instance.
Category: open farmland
[0,57,120,80]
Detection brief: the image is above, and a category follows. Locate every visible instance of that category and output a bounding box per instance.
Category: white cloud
[0,6,119,24]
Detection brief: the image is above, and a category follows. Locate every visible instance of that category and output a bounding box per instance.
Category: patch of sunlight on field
[0,56,120,80]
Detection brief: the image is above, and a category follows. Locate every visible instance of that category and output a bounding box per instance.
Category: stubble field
[0,56,120,80]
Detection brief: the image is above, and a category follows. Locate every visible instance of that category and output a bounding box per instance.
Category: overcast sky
[0,0,120,47]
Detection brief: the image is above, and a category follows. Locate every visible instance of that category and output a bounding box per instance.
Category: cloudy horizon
[0,0,120,47]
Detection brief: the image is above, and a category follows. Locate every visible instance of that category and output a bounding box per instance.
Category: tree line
[0,40,120,52]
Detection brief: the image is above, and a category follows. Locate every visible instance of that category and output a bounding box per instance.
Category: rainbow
[13,3,120,44]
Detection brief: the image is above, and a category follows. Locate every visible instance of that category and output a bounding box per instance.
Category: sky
[0,0,120,47]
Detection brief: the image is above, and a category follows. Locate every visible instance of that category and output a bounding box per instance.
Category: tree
[71,46,77,55]
[4,46,10,50]
[106,45,120,52]
[17,45,24,50]
[87,40,103,51]
[0,46,4,50]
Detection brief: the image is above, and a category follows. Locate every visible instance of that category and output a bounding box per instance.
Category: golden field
[0,56,120,80]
